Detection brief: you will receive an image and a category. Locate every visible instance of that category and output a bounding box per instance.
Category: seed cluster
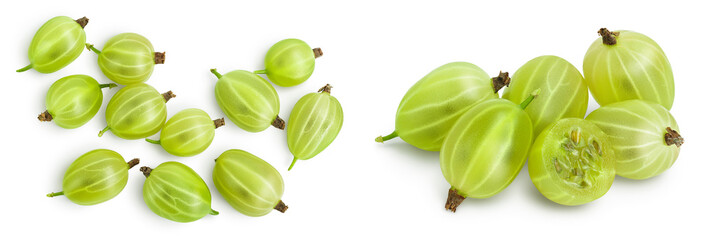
[554,129,603,188]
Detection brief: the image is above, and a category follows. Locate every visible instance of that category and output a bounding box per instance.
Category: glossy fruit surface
[47,149,138,205]
[377,62,501,151]
[503,55,588,137]
[18,16,88,73]
[287,84,343,170]
[583,28,674,109]
[146,108,223,157]
[528,118,615,206]
[211,69,283,132]
[100,83,172,139]
[255,38,321,87]
[586,100,682,179]
[440,93,535,212]
[40,75,116,129]
[213,149,288,217]
[141,162,217,223]
[87,33,164,85]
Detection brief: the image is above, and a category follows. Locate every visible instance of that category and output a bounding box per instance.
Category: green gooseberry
[583,28,674,109]
[213,149,288,217]
[502,55,588,137]
[47,149,138,205]
[254,38,322,87]
[140,162,218,223]
[441,90,538,212]
[17,16,88,73]
[38,74,117,129]
[211,69,283,132]
[99,83,174,139]
[376,62,504,151]
[528,118,615,206]
[86,33,165,85]
[287,84,343,171]
[146,108,224,157]
[586,100,682,179]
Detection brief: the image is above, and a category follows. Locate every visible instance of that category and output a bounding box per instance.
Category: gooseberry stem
[318,84,332,94]
[375,131,398,143]
[445,187,465,213]
[254,70,266,74]
[16,64,32,72]
[140,166,152,177]
[288,157,298,171]
[99,83,118,89]
[313,48,323,58]
[598,28,620,45]
[519,88,541,110]
[75,17,89,29]
[210,69,222,79]
[86,43,101,54]
[664,127,684,147]
[98,126,110,137]
[272,116,285,130]
[214,118,225,129]
[274,200,288,213]
[491,71,511,93]
[38,110,53,122]
[127,158,140,169]
[47,191,64,197]
[209,209,219,215]
[154,52,165,64]
[162,91,176,102]
[145,139,161,144]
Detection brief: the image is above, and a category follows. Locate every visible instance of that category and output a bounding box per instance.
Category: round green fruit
[99,83,173,139]
[47,149,138,206]
[255,38,322,87]
[141,162,218,223]
[377,62,504,151]
[213,149,288,217]
[441,90,537,212]
[211,69,283,132]
[583,28,674,109]
[39,75,117,129]
[87,33,164,85]
[287,84,343,170]
[18,16,88,73]
[586,100,682,179]
[528,118,616,206]
[146,108,224,157]
[503,55,588,137]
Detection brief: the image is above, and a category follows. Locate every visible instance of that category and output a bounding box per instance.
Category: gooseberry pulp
[99,83,174,139]
[17,16,88,73]
[441,90,537,212]
[287,84,343,170]
[254,38,322,87]
[146,108,224,157]
[213,149,288,217]
[47,149,138,206]
[376,62,505,151]
[528,118,615,206]
[86,33,165,85]
[211,69,283,132]
[39,75,117,129]
[141,162,218,223]
[586,100,682,179]
[502,55,588,137]
[583,28,674,109]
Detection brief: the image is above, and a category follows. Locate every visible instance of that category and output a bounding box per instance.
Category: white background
[1,0,707,239]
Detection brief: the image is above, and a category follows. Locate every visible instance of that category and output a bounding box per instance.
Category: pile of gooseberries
[24,15,342,223]
[377,28,683,211]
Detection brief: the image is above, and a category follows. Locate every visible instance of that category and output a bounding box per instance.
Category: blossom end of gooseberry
[274,200,288,213]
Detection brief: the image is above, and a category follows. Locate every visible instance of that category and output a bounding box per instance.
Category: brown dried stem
[38,110,53,122]
[491,71,511,93]
[274,200,288,213]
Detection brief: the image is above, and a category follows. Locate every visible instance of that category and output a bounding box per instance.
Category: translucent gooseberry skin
[528,118,615,206]
[440,98,533,202]
[91,33,162,85]
[149,108,219,157]
[259,38,319,87]
[586,100,681,179]
[102,83,168,139]
[142,162,217,223]
[43,75,114,129]
[287,85,343,170]
[382,62,498,151]
[50,149,133,205]
[502,55,588,137]
[213,149,286,217]
[212,69,281,132]
[19,16,87,73]
[583,29,674,109]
